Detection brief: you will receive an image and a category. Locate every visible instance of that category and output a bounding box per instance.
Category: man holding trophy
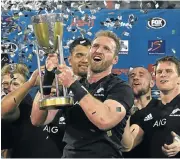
[31,37,91,155]
[31,13,134,157]
[56,30,134,158]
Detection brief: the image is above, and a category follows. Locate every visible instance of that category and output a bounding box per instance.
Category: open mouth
[160,80,168,84]
[93,56,102,62]
[133,82,141,86]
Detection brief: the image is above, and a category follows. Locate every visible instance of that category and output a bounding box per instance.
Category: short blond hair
[1,63,29,81]
[93,30,121,56]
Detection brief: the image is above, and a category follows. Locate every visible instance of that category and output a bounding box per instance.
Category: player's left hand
[162,131,180,157]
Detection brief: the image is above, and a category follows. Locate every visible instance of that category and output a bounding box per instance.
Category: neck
[87,68,111,84]
[161,87,180,105]
[135,91,152,110]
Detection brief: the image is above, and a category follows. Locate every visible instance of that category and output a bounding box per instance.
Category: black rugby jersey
[45,109,67,156]
[62,74,134,158]
[133,94,180,158]
[123,98,159,158]
[1,94,61,158]
[43,78,87,156]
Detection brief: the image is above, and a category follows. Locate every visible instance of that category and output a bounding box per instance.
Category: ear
[177,76,180,85]
[68,56,72,66]
[150,80,155,88]
[113,55,118,65]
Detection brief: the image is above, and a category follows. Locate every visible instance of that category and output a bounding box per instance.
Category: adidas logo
[144,113,153,121]
[169,108,180,116]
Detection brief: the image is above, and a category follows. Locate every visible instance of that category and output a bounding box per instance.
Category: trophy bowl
[31,13,64,53]
[32,13,74,109]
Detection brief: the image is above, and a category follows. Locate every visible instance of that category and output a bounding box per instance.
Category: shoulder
[131,99,159,123]
[175,94,180,105]
[105,75,134,111]
[148,98,160,107]
[140,98,160,113]
[106,74,132,91]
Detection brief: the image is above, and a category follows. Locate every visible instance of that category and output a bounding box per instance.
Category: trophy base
[39,96,74,110]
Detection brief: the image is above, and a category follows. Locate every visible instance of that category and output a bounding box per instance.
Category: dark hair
[154,56,180,76]
[69,37,91,54]
[93,30,121,56]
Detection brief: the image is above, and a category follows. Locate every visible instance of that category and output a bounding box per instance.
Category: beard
[89,58,113,73]
[77,71,87,78]
[134,85,150,98]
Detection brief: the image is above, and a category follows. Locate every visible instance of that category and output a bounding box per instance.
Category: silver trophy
[31,13,73,109]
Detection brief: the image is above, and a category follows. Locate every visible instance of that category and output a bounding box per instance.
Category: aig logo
[43,125,58,133]
[148,17,166,29]
[153,118,166,127]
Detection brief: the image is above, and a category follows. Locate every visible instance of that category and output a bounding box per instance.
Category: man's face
[69,45,90,77]
[155,61,180,93]
[128,67,153,97]
[88,36,117,73]
[1,73,26,94]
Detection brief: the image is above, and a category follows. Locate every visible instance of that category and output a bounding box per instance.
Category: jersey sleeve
[106,82,134,112]
[130,111,142,125]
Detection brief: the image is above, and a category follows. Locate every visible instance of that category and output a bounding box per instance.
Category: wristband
[43,66,55,95]
[69,80,88,103]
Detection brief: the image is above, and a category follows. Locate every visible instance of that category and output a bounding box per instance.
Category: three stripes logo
[144,113,153,121]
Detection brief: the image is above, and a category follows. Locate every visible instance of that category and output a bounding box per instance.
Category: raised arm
[31,53,59,126]
[121,119,144,152]
[31,91,58,126]
[1,70,39,121]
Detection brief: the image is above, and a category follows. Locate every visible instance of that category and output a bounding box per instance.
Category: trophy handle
[35,43,44,99]
[57,35,68,96]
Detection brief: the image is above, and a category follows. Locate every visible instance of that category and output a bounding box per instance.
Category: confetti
[2,1,170,73]
[172,29,176,35]
[172,48,176,54]
[122,31,130,36]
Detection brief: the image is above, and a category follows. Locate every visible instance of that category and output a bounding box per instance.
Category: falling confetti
[172,29,176,34]
[172,48,176,54]
[122,31,130,36]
